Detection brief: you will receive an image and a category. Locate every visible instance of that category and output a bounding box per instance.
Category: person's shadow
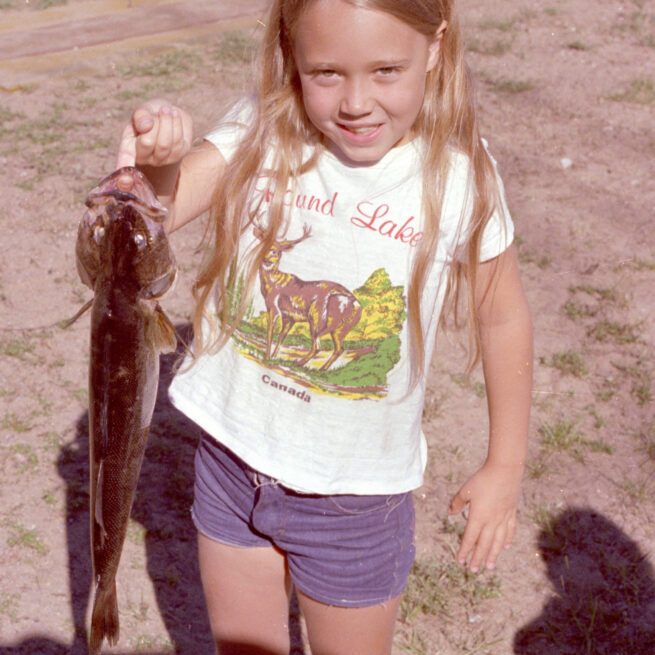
[0,325,305,655]
[514,507,655,655]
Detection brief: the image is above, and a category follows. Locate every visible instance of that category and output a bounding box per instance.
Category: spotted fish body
[75,167,177,654]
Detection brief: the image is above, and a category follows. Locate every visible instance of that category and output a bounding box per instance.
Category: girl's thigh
[197,533,292,655]
[297,589,402,655]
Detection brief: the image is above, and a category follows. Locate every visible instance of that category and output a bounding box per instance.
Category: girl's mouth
[338,123,383,144]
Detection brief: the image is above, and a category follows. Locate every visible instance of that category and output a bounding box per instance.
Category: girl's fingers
[456,513,479,566]
[115,121,138,171]
[468,523,495,572]
[481,521,509,571]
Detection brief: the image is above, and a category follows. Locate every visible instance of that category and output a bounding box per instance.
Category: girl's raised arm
[115,99,225,233]
[449,244,533,572]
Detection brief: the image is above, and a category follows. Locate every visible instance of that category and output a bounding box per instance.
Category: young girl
[115,0,532,652]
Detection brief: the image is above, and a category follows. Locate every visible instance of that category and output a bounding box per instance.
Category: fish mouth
[86,167,168,223]
[141,267,177,299]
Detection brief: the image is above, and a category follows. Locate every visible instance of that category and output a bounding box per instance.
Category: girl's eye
[376,66,401,77]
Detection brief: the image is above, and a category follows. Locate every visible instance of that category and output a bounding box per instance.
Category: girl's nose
[339,77,373,116]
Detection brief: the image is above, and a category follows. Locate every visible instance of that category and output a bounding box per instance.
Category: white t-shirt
[169,99,514,494]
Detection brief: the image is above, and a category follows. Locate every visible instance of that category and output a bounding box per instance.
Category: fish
[75,166,178,654]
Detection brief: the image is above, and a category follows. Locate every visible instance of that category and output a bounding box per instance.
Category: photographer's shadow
[514,507,655,655]
[60,331,213,654]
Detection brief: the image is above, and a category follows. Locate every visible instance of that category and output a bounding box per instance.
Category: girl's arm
[115,99,225,233]
[449,244,533,572]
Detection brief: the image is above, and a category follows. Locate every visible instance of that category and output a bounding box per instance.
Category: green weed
[0,337,35,360]
[622,476,650,502]
[213,31,258,65]
[479,18,516,32]
[517,246,551,268]
[540,420,581,453]
[42,491,57,505]
[585,405,606,430]
[8,443,39,472]
[587,320,639,344]
[0,592,20,628]
[569,284,620,303]
[467,37,512,56]
[34,0,67,8]
[492,79,535,94]
[636,422,655,461]
[118,49,200,79]
[595,378,616,402]
[5,521,48,555]
[0,413,33,433]
[613,362,652,405]
[546,350,588,378]
[539,420,612,461]
[526,452,549,479]
[73,388,89,404]
[568,40,591,50]
[609,77,655,104]
[562,299,597,321]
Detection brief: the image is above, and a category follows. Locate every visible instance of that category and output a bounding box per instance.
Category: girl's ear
[426,20,448,72]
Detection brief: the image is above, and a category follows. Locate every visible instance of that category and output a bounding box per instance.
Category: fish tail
[89,579,120,654]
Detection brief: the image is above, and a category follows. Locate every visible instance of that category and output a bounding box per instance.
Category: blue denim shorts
[192,436,416,607]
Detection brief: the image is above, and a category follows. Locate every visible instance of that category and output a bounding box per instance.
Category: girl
[115,0,532,653]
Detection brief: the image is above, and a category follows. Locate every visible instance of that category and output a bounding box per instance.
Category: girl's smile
[293,0,445,165]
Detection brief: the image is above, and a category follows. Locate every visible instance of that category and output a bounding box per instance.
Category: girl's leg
[297,589,402,655]
[198,533,292,655]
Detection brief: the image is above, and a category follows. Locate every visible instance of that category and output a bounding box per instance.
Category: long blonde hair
[192,0,505,386]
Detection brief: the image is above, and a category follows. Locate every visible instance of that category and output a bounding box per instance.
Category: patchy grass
[539,420,613,462]
[400,558,501,623]
[118,49,201,79]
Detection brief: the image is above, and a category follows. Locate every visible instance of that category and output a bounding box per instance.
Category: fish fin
[151,304,178,354]
[94,461,107,548]
[60,298,93,329]
[89,578,120,654]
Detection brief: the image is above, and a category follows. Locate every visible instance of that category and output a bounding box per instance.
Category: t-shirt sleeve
[478,140,514,262]
[445,143,514,264]
[204,96,256,162]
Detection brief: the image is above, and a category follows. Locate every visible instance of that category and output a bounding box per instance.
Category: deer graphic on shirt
[254,223,362,370]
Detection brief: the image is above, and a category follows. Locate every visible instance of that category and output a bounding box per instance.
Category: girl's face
[293,0,445,166]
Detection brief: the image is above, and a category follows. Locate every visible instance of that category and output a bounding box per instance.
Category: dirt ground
[1,0,654,653]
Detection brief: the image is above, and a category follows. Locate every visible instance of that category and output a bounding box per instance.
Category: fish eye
[133,232,147,251]
[93,225,105,244]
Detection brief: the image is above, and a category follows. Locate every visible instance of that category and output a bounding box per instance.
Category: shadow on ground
[0,326,304,655]
[514,507,655,655]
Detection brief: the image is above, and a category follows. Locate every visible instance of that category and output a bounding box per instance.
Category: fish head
[76,167,177,299]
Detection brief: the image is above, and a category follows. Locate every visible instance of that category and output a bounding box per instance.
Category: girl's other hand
[448,462,521,573]
[115,99,193,191]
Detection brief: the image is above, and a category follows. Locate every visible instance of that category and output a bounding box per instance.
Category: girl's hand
[115,99,193,191]
[448,461,521,572]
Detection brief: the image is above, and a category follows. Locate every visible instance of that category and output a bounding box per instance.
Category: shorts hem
[291,579,408,609]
